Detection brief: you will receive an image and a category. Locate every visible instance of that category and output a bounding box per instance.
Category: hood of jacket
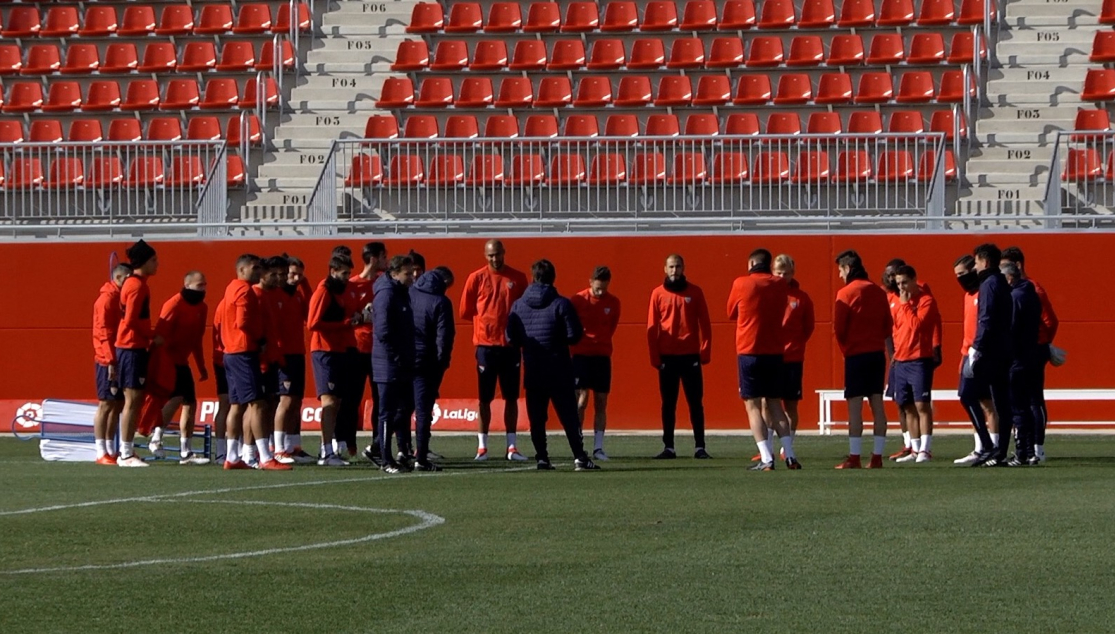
[99,281,120,300]
[412,270,446,296]
[522,283,559,309]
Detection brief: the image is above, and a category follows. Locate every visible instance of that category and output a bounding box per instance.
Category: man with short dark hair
[1001,260,1043,466]
[571,265,620,461]
[343,242,386,459]
[92,264,132,465]
[507,259,598,471]
[833,250,892,470]
[273,256,312,463]
[952,255,997,463]
[309,255,362,466]
[373,255,417,474]
[244,256,288,467]
[647,254,712,460]
[968,243,1015,466]
[411,265,455,470]
[116,240,162,468]
[891,265,941,463]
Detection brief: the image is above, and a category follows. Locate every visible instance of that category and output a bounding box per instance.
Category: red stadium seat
[588,154,627,185]
[466,154,506,186]
[485,114,520,137]
[166,156,206,188]
[606,114,640,137]
[551,153,587,185]
[0,45,21,75]
[733,74,772,105]
[720,0,757,29]
[681,114,717,138]
[88,156,125,188]
[227,155,247,188]
[22,45,62,76]
[774,74,813,105]
[456,77,494,107]
[807,111,843,135]
[1092,31,1115,62]
[896,71,935,103]
[486,2,522,32]
[535,76,573,107]
[631,152,667,185]
[84,81,123,112]
[835,150,873,181]
[815,73,853,104]
[1064,148,1103,180]
[958,0,994,25]
[799,0,835,28]
[646,114,681,136]
[524,114,559,137]
[827,35,865,66]
[138,43,178,73]
[549,40,586,70]
[908,33,947,64]
[510,41,548,71]
[838,0,876,26]
[848,110,883,135]
[746,36,784,67]
[126,156,166,188]
[758,0,796,29]
[273,2,311,33]
[62,44,100,75]
[196,5,234,34]
[710,152,750,183]
[793,150,830,183]
[364,114,400,139]
[233,4,273,34]
[667,38,706,69]
[1082,69,1115,102]
[655,76,693,106]
[765,112,802,136]
[9,158,44,189]
[753,152,790,183]
[258,39,294,71]
[431,40,469,71]
[180,42,218,72]
[46,157,85,190]
[415,77,454,108]
[669,152,708,184]
[563,114,600,137]
[916,150,957,181]
[1074,108,1111,134]
[888,110,926,133]
[855,72,895,103]
[403,116,439,139]
[226,113,262,146]
[102,44,139,74]
[156,5,196,36]
[43,82,83,112]
[2,6,41,38]
[147,117,184,141]
[693,75,731,105]
[878,0,915,25]
[563,2,600,32]
[642,1,679,31]
[877,150,914,181]
[162,79,200,110]
[67,119,104,143]
[589,39,626,70]
[29,120,64,143]
[788,36,825,67]
[386,155,426,187]
[708,37,745,68]
[509,154,546,185]
[629,39,666,69]
[472,41,509,71]
[186,116,223,141]
[574,76,613,107]
[3,82,44,113]
[392,40,430,71]
[524,2,561,32]
[446,3,483,32]
[445,115,480,139]
[681,0,719,30]
[428,155,465,186]
[119,6,156,36]
[930,108,966,140]
[495,77,534,107]
[1104,0,1115,24]
[917,0,955,25]
[602,1,640,31]
[80,6,120,37]
[377,77,415,108]
[725,113,760,135]
[202,78,242,110]
[224,41,261,72]
[615,75,653,106]
[407,3,444,33]
[42,7,80,37]
[948,32,987,64]
[938,70,974,103]
[867,34,906,65]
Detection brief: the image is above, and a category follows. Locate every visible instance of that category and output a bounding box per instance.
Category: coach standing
[507,260,597,471]
[373,255,417,474]
[1002,260,1043,466]
[647,254,712,460]
[968,244,1014,466]
[571,266,621,461]
[411,266,456,471]
[460,239,529,462]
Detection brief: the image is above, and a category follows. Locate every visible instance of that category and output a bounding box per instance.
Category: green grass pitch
[0,434,1113,633]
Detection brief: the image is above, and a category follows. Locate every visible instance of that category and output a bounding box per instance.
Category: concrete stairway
[243,0,416,224]
[957,0,1102,219]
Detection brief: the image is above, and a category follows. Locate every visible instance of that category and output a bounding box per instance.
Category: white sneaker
[506,447,528,462]
[895,452,918,463]
[117,455,149,468]
[592,449,609,461]
[179,453,211,466]
[317,454,349,467]
[148,442,166,459]
[953,451,981,465]
[274,453,296,465]
[474,448,489,461]
[916,451,932,463]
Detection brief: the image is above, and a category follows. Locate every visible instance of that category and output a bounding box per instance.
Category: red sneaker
[889,447,913,461]
[95,455,117,466]
[866,454,884,469]
[223,460,251,470]
[835,455,862,469]
[260,459,293,471]
[750,453,762,462]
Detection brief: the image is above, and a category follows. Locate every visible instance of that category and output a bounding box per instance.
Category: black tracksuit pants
[524,373,587,463]
[413,368,444,461]
[657,354,706,450]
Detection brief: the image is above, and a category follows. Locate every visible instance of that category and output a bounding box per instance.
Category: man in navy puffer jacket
[507,260,598,471]
[372,255,416,473]
[410,266,456,471]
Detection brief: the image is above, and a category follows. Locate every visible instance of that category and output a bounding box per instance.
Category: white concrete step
[971,146,1055,161]
[1004,4,1100,17]
[999,27,1103,45]
[309,45,401,62]
[999,51,1091,65]
[975,107,1078,133]
[299,73,395,92]
[977,131,1070,144]
[991,67,1089,82]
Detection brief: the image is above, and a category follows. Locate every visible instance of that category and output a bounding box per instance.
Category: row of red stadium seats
[0,114,262,145]
[0,41,294,76]
[1063,148,1115,182]
[376,70,976,109]
[392,32,986,72]
[343,149,956,187]
[362,110,966,139]
[0,3,310,38]
[407,0,990,34]
[0,154,246,189]
[0,77,278,113]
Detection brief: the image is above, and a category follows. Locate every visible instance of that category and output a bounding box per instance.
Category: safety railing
[305,133,952,232]
[0,140,228,237]
[1043,130,1115,228]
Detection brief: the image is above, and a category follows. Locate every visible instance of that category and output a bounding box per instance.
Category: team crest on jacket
[790,300,799,309]
[507,282,515,289]
[604,308,611,314]
[684,297,691,303]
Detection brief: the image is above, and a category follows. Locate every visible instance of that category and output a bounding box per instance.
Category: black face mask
[957,271,980,293]
[324,276,347,294]
[282,283,298,296]
[664,275,688,293]
[749,262,772,275]
[181,288,206,305]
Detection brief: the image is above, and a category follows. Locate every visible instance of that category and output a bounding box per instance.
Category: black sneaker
[574,458,600,471]
[414,461,442,472]
[970,451,997,468]
[749,461,775,471]
[693,448,712,459]
[537,459,555,471]
[785,457,802,470]
[363,446,386,468]
[382,462,403,475]
[653,448,677,459]
[1026,456,1042,466]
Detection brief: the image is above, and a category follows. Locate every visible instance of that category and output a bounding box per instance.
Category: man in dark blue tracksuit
[506,259,598,471]
[372,255,417,474]
[1002,261,1043,466]
[967,243,1014,467]
[411,266,456,471]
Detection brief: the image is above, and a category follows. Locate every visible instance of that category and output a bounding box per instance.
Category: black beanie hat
[126,240,156,268]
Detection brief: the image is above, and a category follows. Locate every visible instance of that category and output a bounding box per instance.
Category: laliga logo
[15,402,42,428]
[430,403,478,426]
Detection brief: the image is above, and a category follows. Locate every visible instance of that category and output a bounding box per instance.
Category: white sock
[849,436,862,456]
[180,440,191,458]
[991,433,1000,449]
[273,431,287,453]
[873,435,886,456]
[95,439,107,459]
[243,445,257,464]
[778,435,796,460]
[911,437,922,453]
[506,433,517,449]
[902,431,911,449]
[593,431,604,451]
[920,435,931,453]
[120,441,134,458]
[151,427,164,444]
[332,439,345,455]
[290,434,302,451]
[321,441,334,457]
[756,439,774,463]
[1035,444,1045,458]
[256,438,274,463]
[105,438,116,456]
[477,433,488,450]
[225,439,240,463]
[974,433,983,453]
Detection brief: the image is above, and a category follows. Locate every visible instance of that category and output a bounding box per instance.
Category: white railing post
[1044,132,1064,228]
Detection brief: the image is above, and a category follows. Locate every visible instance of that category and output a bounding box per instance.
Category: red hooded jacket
[93,282,122,365]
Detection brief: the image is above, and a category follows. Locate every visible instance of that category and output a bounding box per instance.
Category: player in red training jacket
[772,254,814,438]
[570,266,621,461]
[92,263,133,465]
[273,255,313,464]
[890,265,942,464]
[115,240,161,468]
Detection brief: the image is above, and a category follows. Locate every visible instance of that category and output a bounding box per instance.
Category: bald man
[460,239,529,461]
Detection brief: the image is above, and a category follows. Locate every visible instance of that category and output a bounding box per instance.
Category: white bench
[816,389,1115,435]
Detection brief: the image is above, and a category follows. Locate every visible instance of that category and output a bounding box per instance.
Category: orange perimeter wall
[0,233,1111,430]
